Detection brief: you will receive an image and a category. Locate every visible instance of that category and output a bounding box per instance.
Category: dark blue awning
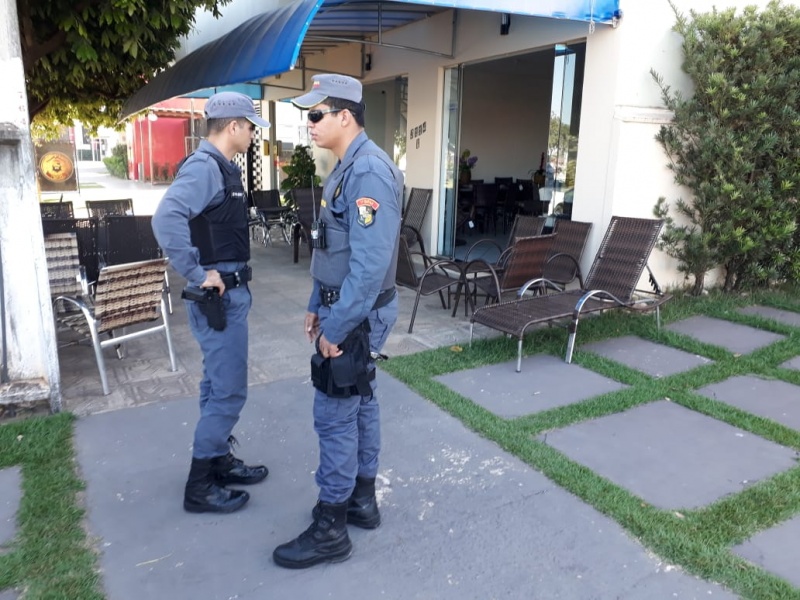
[120,0,323,119]
[120,0,621,120]
[388,1,620,22]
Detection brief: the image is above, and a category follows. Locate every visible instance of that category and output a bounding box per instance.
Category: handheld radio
[309,178,326,249]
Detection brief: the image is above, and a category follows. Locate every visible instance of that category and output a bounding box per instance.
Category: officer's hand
[305,312,320,343]
[318,334,343,359]
[201,269,225,295]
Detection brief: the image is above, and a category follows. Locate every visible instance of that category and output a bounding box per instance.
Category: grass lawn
[1,288,799,598]
[0,413,102,599]
[382,287,800,600]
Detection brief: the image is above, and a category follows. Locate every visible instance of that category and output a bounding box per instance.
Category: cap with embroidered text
[204,92,270,127]
[292,74,363,109]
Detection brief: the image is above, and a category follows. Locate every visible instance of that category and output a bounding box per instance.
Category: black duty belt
[219,265,252,289]
[320,286,396,310]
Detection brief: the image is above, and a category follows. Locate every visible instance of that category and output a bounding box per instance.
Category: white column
[0,0,62,410]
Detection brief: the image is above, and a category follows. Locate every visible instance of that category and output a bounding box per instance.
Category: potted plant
[458,149,478,185]
[280,145,320,197]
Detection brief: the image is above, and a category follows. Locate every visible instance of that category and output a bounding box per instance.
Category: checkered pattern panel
[231,101,267,194]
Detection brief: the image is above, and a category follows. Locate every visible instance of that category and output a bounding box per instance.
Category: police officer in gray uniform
[272,74,403,568]
[152,92,269,514]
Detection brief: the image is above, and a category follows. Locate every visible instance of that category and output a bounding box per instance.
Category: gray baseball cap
[204,92,270,127]
[292,74,363,109]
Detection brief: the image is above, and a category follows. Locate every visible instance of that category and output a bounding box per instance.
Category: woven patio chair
[250,190,292,246]
[44,233,89,315]
[102,215,172,313]
[400,187,432,254]
[40,201,74,219]
[41,217,101,285]
[395,236,463,333]
[85,199,134,218]
[463,214,546,265]
[542,219,592,288]
[470,182,498,236]
[470,217,671,371]
[463,233,557,309]
[53,258,177,395]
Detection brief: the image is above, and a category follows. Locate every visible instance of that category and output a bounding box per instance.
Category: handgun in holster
[310,319,375,398]
[181,286,227,331]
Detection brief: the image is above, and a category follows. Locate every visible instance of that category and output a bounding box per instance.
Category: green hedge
[102,144,128,179]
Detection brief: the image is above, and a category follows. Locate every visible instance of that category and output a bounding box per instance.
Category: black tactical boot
[210,453,268,485]
[183,457,250,514]
[312,476,381,529]
[273,501,352,569]
[210,435,269,485]
[346,476,381,528]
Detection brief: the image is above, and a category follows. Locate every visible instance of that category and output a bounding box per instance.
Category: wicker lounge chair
[463,214,546,265]
[470,217,670,371]
[53,258,177,395]
[400,187,432,254]
[461,233,557,310]
[542,219,593,288]
[396,236,463,333]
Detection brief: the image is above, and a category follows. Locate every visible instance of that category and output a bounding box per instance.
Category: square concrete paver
[739,305,800,328]
[541,400,798,509]
[434,354,627,418]
[696,375,800,431]
[667,315,785,355]
[0,467,21,548]
[733,514,800,588]
[581,335,712,378]
[780,355,800,371]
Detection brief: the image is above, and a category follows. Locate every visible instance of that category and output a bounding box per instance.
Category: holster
[310,319,375,398]
[181,287,227,331]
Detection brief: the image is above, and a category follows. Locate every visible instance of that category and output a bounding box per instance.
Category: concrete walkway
[6,164,797,598]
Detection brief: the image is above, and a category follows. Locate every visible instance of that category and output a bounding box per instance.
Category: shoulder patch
[356,197,380,227]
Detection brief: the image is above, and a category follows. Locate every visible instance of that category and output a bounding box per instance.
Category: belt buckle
[232,271,241,287]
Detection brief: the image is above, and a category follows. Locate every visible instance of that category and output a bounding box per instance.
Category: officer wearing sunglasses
[272,74,403,569]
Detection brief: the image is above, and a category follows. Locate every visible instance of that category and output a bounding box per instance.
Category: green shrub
[652,0,800,294]
[103,144,129,179]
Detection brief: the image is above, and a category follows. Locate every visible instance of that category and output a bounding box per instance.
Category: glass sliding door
[548,42,585,219]
[437,66,462,257]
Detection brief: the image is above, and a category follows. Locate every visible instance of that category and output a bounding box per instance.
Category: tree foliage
[653,0,800,294]
[19,0,230,134]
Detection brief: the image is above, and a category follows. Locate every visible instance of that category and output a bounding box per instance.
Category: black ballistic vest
[188,151,250,265]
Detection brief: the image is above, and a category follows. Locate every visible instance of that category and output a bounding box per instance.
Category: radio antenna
[310,177,317,221]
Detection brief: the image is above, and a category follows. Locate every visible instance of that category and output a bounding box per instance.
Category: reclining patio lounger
[470,216,671,371]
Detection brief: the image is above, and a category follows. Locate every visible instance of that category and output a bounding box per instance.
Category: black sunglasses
[307,108,343,123]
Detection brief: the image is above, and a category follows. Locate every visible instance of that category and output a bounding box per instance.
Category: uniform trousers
[185,285,252,459]
[314,296,398,503]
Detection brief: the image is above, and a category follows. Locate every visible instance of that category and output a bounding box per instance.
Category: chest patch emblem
[356,198,380,227]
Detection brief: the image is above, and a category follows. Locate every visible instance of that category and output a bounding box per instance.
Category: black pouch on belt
[310,320,375,398]
[329,320,374,397]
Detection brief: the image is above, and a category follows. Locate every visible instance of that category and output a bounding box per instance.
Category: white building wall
[582,0,774,288]
[249,0,776,289]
